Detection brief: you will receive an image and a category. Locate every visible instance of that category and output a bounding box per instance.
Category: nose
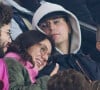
[49,22,56,33]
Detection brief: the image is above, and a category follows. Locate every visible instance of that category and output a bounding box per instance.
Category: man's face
[0,24,12,52]
[96,41,100,51]
[39,17,70,46]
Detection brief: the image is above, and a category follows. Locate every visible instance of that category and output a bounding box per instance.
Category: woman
[4,30,56,90]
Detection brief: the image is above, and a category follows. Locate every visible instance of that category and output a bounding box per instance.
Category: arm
[0,59,9,90]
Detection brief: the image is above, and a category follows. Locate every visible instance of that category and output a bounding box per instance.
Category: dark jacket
[5,58,49,90]
[39,53,100,81]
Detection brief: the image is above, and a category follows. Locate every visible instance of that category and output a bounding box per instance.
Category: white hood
[1,0,33,15]
[32,2,81,54]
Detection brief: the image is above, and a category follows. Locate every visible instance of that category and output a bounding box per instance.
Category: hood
[1,0,33,15]
[32,2,81,54]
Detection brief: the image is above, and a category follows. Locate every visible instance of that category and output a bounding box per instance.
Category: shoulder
[5,57,24,70]
[0,59,6,65]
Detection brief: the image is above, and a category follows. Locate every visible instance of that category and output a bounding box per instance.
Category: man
[42,0,100,62]
[0,3,13,57]
[32,2,81,55]
[32,2,100,80]
[0,3,13,90]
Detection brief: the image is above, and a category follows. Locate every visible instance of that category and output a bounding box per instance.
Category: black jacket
[39,53,100,81]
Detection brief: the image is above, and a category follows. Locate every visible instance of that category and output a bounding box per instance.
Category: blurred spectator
[48,69,92,90]
[96,25,100,51]
[1,0,40,40]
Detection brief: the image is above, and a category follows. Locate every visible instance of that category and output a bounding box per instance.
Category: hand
[50,63,59,76]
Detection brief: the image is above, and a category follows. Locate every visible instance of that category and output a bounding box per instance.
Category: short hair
[6,30,55,66]
[47,69,92,90]
[0,3,13,27]
[38,11,70,25]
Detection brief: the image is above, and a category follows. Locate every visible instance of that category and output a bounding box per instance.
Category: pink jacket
[5,52,38,83]
[0,59,9,90]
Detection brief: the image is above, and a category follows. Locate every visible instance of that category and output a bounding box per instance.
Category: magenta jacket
[5,52,38,83]
[0,59,9,90]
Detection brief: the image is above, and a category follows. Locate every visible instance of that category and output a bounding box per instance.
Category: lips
[52,34,60,40]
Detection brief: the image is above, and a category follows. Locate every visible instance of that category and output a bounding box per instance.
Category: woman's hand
[50,63,59,76]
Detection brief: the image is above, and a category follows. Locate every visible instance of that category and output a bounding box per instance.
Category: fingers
[50,63,59,76]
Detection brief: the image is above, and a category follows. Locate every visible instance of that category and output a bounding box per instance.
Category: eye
[40,47,47,53]
[39,22,49,29]
[6,31,11,36]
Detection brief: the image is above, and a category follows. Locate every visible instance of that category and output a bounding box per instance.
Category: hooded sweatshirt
[32,2,100,81]
[32,2,81,54]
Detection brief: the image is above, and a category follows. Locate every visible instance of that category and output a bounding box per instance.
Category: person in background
[1,0,40,40]
[32,2,100,80]
[96,25,100,51]
[5,30,58,90]
[0,3,13,90]
[47,69,92,90]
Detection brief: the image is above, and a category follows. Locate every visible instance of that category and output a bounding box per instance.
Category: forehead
[39,16,65,24]
[0,24,10,32]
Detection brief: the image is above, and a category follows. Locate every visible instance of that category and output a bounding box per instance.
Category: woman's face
[27,39,52,71]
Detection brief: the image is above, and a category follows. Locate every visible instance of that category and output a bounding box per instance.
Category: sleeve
[5,58,49,90]
[0,59,9,90]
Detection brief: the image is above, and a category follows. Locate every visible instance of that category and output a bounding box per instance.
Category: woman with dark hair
[4,30,56,90]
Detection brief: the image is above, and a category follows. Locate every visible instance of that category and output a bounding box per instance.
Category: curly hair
[0,3,13,27]
[48,69,92,90]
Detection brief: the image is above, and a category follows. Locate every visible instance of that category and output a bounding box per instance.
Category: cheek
[1,34,9,42]
[30,51,36,59]
[29,50,40,60]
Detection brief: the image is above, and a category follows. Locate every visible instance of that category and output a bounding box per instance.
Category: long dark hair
[6,30,55,66]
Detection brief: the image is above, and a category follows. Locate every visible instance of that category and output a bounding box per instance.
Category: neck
[56,41,69,54]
